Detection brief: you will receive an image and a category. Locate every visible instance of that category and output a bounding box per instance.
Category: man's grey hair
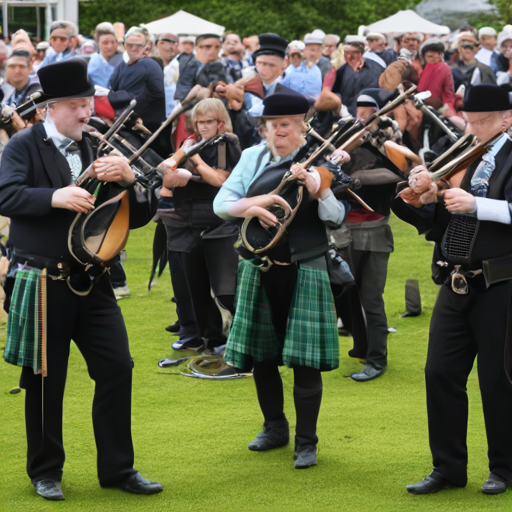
[50,20,78,38]
[125,26,150,43]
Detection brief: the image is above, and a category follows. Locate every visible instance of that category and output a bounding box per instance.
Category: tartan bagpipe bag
[4,267,47,376]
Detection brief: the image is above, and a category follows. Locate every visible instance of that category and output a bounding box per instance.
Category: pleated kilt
[4,268,43,372]
[225,259,339,372]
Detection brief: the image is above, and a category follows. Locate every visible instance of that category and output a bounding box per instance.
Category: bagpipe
[0,91,43,137]
[238,86,419,256]
[67,86,221,267]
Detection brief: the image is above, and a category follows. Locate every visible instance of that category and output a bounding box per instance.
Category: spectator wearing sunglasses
[40,21,78,68]
[87,22,124,88]
[451,32,496,92]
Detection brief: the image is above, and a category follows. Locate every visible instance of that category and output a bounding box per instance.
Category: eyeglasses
[158,38,178,44]
[196,119,218,126]
[50,35,69,42]
[125,43,145,49]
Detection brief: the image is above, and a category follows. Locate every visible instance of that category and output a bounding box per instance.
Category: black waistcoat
[341,143,398,216]
[246,160,328,262]
[427,137,512,267]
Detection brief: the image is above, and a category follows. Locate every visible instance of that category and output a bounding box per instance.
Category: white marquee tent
[365,10,450,35]
[144,10,225,37]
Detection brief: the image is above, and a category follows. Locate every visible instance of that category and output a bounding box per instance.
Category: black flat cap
[37,58,95,105]
[462,83,512,112]
[253,33,289,60]
[420,38,445,56]
[262,84,309,117]
[357,88,399,109]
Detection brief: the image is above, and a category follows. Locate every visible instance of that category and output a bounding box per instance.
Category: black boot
[248,426,289,451]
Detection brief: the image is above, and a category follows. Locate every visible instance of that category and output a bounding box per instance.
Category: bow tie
[59,139,80,154]
[59,139,82,183]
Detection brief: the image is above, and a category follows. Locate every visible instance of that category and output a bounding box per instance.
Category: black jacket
[0,123,156,263]
[0,122,95,261]
[174,56,229,101]
[332,59,383,116]
[451,60,496,91]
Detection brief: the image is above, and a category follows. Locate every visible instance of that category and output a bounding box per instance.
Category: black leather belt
[13,249,75,279]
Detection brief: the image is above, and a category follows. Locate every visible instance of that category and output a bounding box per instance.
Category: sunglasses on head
[158,38,178,44]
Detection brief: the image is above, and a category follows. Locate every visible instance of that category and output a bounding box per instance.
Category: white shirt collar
[43,113,69,150]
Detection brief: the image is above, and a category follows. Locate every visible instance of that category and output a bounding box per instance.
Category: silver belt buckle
[451,265,469,294]
[258,256,273,273]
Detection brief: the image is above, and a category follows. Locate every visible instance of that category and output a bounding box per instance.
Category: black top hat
[357,88,399,109]
[253,33,289,60]
[262,84,309,117]
[461,84,512,112]
[37,58,95,105]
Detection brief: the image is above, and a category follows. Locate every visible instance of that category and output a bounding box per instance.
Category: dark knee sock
[253,360,288,429]
[293,366,323,446]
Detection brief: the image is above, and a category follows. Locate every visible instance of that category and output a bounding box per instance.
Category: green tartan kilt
[4,269,42,373]
[225,259,339,372]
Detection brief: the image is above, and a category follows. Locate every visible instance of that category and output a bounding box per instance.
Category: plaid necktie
[59,139,82,183]
[470,152,495,197]
[470,134,508,197]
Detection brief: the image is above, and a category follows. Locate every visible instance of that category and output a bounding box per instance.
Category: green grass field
[1,216,511,511]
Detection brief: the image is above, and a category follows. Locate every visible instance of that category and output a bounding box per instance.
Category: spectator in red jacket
[417,38,455,111]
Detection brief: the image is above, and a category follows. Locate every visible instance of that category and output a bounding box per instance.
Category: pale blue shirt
[281,62,322,99]
[213,143,345,225]
[88,52,124,88]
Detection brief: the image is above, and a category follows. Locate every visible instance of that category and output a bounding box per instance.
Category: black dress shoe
[165,321,180,333]
[406,472,453,494]
[112,472,163,495]
[350,364,385,382]
[32,479,65,500]
[294,445,317,469]
[248,427,289,451]
[482,473,512,495]
[171,337,205,351]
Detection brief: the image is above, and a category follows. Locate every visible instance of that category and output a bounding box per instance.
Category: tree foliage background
[78,0,424,39]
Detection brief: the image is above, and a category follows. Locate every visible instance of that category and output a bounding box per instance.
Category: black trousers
[349,248,390,369]
[253,258,323,447]
[168,251,198,343]
[333,246,368,358]
[19,274,135,486]
[180,236,238,348]
[426,281,512,486]
[109,254,127,288]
